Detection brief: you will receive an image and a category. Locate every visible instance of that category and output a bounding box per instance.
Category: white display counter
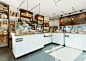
[11,33,44,58]
[11,33,65,58]
[44,33,52,45]
[65,33,86,51]
[52,33,65,45]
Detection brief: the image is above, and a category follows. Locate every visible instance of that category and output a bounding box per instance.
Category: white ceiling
[0,0,86,18]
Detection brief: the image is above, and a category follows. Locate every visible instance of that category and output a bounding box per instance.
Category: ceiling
[0,0,86,18]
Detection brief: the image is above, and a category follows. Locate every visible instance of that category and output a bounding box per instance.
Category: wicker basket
[3,36,8,43]
[0,36,3,43]
[13,11,16,17]
[3,30,8,35]
[3,7,7,10]
[0,30,3,35]
[10,10,13,16]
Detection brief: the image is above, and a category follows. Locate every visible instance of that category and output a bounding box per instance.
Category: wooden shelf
[0,18,8,20]
[32,21,37,22]
[10,16,19,19]
[44,26,49,27]
[20,9,33,15]
[44,23,49,24]
[38,24,43,25]
[0,34,8,36]
[38,20,43,21]
[0,10,8,13]
[0,27,8,29]
[21,15,32,19]
[0,2,9,47]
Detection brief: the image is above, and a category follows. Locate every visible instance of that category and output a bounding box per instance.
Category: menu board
[60,12,86,26]
[60,16,71,26]
[74,13,86,25]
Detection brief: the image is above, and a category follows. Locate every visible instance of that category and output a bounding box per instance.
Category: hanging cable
[27,0,28,10]
[17,0,26,10]
[53,0,61,6]
[72,7,76,12]
[61,11,65,15]
[29,3,40,11]
[39,3,40,14]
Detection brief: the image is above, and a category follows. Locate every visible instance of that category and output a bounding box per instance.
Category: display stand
[35,14,44,33]
[0,2,9,47]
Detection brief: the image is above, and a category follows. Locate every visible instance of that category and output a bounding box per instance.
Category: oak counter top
[14,33,44,36]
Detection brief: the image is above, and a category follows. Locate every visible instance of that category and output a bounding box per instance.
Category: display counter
[11,33,44,58]
[52,33,65,45]
[65,33,86,51]
[44,33,52,45]
[11,32,65,58]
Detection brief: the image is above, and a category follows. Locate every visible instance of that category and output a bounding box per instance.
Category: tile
[44,45,64,53]
[49,47,82,61]
[29,49,55,61]
[0,44,86,61]
[84,58,86,61]
[74,53,86,61]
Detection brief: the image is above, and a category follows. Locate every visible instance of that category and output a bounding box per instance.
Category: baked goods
[1,13,7,19]
[10,10,19,17]
[0,36,3,43]
[3,36,8,43]
[3,30,8,35]
[17,12,19,17]
[1,20,7,27]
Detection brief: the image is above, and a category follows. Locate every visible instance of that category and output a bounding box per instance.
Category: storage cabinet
[12,34,44,58]
[52,33,64,45]
[65,34,74,47]
[65,33,86,50]
[73,34,79,49]
[83,36,86,51]
[44,33,51,45]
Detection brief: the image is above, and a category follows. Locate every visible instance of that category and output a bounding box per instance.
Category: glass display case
[65,24,86,34]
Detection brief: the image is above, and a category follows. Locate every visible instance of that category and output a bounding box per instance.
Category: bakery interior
[0,0,86,61]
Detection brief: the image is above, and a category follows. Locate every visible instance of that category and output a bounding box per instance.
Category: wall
[49,18,60,29]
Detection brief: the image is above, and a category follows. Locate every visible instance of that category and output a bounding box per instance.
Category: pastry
[3,36,8,43]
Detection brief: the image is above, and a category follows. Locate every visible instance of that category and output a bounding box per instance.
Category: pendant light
[52,19,55,23]
[26,12,29,17]
[26,0,29,17]
[60,18,63,23]
[71,17,74,21]
[52,13,55,23]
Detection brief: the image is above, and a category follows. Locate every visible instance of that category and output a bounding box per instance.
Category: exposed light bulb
[52,20,55,23]
[71,17,74,21]
[61,20,62,22]
[26,12,29,16]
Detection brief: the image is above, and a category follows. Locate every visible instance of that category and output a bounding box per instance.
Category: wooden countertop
[14,33,44,36]
[13,32,64,36]
[65,33,86,35]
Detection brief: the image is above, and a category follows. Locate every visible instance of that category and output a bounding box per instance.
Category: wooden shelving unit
[44,17,49,32]
[20,9,33,21]
[35,14,44,33]
[9,9,20,44]
[19,9,34,30]
[0,2,9,47]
